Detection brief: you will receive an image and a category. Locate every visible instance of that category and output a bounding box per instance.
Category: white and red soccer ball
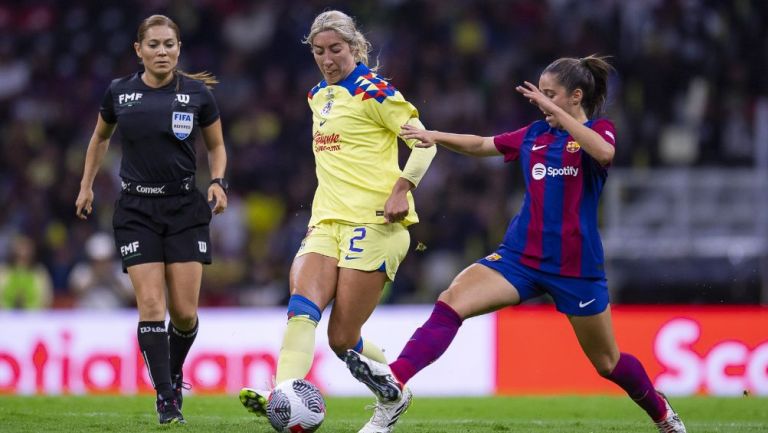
[266,379,326,433]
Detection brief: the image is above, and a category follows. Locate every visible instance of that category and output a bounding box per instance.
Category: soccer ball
[266,379,326,433]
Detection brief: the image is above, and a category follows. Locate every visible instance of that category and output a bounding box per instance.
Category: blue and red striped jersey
[493,119,616,278]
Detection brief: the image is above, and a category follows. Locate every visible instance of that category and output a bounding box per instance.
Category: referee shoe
[156,393,186,424]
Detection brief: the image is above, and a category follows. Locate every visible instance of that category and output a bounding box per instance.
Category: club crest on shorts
[172,111,193,140]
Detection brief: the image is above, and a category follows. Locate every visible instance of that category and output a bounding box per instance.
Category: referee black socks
[169,318,199,379]
[138,321,172,395]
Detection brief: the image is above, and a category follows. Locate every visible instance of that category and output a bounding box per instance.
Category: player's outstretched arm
[400,124,499,157]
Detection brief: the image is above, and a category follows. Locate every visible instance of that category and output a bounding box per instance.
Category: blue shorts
[477,246,609,316]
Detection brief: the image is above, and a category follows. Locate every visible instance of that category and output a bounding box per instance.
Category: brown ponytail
[175,70,219,89]
[543,54,614,118]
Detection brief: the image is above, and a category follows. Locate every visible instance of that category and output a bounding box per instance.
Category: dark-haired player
[346,55,686,433]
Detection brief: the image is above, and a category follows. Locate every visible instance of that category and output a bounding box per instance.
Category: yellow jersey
[307,63,423,226]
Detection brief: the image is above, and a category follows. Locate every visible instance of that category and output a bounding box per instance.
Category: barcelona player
[345,55,687,433]
[239,10,435,433]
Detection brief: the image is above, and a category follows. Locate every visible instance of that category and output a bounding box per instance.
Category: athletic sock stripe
[142,351,155,387]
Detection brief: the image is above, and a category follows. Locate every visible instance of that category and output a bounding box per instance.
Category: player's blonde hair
[303,10,378,71]
[136,14,218,89]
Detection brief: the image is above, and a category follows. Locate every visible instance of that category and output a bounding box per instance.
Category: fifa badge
[172,111,193,140]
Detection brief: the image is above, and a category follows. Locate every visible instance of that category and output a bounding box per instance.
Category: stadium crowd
[0,0,765,309]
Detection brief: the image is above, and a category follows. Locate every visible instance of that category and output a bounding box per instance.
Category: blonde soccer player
[239,10,435,433]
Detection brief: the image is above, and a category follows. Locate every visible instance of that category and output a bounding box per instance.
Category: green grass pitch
[1,394,766,432]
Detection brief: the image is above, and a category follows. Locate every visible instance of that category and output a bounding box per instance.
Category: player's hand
[384,178,413,223]
[400,124,437,148]
[208,184,228,215]
[75,189,94,220]
[384,190,409,223]
[515,81,558,116]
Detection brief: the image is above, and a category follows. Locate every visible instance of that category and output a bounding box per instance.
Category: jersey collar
[336,62,368,87]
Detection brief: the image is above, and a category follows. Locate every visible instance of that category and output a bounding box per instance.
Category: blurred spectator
[0,235,52,309]
[68,232,133,309]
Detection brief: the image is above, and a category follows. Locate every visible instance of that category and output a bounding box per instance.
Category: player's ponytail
[543,54,614,118]
[136,15,219,90]
[579,55,612,118]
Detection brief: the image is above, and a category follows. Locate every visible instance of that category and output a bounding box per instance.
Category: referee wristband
[210,178,229,194]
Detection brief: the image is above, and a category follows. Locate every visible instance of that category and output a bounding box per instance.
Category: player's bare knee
[437,287,456,305]
[593,357,619,377]
[437,288,464,312]
[327,329,357,355]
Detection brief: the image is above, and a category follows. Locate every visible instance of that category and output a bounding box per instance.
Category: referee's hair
[137,14,219,89]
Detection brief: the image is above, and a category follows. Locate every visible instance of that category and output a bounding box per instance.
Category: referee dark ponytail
[543,54,614,118]
[136,14,219,89]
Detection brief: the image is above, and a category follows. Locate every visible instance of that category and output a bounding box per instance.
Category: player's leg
[344,263,522,433]
[330,222,409,363]
[389,263,521,386]
[165,261,202,409]
[329,223,413,433]
[277,252,338,382]
[240,250,338,416]
[330,267,393,405]
[568,308,686,432]
[327,267,387,354]
[346,261,523,406]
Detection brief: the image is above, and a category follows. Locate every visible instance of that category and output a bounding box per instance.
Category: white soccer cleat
[654,392,687,433]
[358,386,412,433]
[345,350,402,402]
[239,387,270,417]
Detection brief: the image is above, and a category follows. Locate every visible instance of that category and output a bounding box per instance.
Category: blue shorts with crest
[477,245,609,316]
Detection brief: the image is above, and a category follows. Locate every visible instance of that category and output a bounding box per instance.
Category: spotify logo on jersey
[531,163,579,180]
[532,163,547,180]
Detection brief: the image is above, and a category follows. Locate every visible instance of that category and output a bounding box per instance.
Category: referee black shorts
[112,189,213,271]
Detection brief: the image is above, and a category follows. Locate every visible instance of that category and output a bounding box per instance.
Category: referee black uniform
[101,72,218,269]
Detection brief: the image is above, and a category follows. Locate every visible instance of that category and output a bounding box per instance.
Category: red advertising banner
[0,308,495,396]
[495,306,768,396]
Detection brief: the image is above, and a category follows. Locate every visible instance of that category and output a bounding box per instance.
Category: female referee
[345,55,687,433]
[239,10,435,433]
[75,14,228,425]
